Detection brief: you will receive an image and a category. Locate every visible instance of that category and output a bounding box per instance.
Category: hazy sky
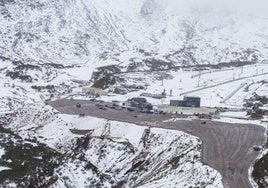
[157,0,268,17]
[211,0,268,14]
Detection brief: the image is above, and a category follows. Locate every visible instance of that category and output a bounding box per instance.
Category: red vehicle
[199,114,212,119]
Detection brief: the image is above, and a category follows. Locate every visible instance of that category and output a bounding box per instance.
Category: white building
[158,105,217,115]
[82,87,108,96]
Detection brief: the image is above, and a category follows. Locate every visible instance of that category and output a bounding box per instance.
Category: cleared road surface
[49,99,266,188]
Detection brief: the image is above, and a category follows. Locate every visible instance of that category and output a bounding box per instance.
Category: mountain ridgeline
[0,0,267,67]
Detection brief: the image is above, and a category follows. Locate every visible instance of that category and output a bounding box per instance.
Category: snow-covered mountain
[1,0,268,66]
[0,0,266,104]
[0,1,268,187]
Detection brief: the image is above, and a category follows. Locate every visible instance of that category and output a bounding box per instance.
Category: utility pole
[197,71,201,87]
[192,149,195,178]
[101,120,111,137]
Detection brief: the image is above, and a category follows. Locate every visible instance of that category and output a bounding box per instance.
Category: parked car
[99,106,107,110]
[127,107,135,111]
[76,103,81,108]
[253,145,262,151]
[112,100,120,107]
[153,110,159,114]
[79,113,85,117]
[115,106,122,110]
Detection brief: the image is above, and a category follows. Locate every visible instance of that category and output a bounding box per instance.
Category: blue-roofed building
[170,96,201,108]
[183,96,200,107]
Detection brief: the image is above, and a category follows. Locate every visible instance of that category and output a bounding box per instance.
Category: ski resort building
[170,96,201,108]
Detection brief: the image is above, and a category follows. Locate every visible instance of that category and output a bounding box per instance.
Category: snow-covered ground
[0,53,266,187]
[0,148,5,158]
[97,62,268,109]
[0,148,11,172]
[0,166,11,172]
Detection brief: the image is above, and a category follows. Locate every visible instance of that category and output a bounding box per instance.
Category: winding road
[49,99,266,188]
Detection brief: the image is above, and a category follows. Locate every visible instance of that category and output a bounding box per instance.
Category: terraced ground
[49,99,266,188]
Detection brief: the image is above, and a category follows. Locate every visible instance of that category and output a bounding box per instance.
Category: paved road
[49,99,266,188]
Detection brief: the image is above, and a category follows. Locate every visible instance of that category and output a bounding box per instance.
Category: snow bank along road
[49,99,266,188]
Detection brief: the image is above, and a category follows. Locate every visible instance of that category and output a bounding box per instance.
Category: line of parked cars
[75,98,168,116]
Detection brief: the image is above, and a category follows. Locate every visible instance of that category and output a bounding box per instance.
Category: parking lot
[49,99,266,188]
[49,99,188,124]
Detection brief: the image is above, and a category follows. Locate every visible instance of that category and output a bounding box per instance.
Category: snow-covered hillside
[1,104,223,187]
[1,0,268,105]
[1,0,268,66]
